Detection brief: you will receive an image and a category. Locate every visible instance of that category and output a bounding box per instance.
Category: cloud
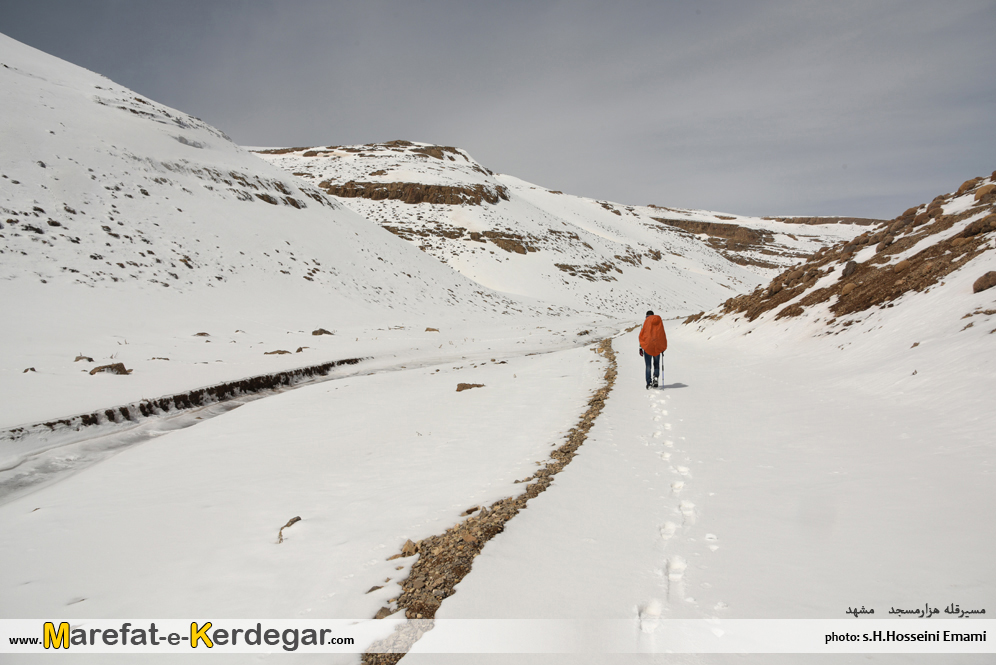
[2,0,994,217]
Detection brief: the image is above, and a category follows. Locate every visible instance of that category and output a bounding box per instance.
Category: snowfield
[1,30,994,664]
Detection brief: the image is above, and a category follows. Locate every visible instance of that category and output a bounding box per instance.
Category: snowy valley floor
[1,319,993,664]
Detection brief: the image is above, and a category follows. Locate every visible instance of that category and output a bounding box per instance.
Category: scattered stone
[193,332,210,337]
[957,177,983,195]
[841,261,857,278]
[460,506,479,516]
[366,586,384,594]
[89,363,132,375]
[962,214,995,237]
[295,347,308,353]
[911,342,920,348]
[264,350,291,355]
[974,271,996,294]
[373,607,397,620]
[456,383,484,392]
[976,184,996,201]
[276,516,301,544]
[311,328,334,336]
[74,355,94,362]
[425,327,439,332]
[401,539,418,557]
[23,367,36,373]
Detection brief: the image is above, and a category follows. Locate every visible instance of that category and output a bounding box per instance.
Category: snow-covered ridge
[256,141,866,316]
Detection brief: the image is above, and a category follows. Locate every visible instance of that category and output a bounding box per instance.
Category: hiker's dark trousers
[645,352,660,385]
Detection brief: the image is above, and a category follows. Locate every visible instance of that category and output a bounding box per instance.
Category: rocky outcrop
[319,180,510,206]
[652,218,773,248]
[698,175,996,324]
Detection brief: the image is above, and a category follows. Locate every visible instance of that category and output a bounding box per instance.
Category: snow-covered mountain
[0,28,872,435]
[255,140,869,315]
[2,32,993,659]
[2,32,610,432]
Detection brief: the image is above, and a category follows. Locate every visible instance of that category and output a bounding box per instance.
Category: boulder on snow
[425,327,440,332]
[957,177,983,195]
[89,363,132,375]
[456,383,485,392]
[973,271,996,294]
[962,214,996,237]
[975,183,995,201]
[311,328,334,336]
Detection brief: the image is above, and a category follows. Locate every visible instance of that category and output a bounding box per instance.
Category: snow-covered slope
[0,33,609,431]
[255,141,868,316]
[687,171,996,346]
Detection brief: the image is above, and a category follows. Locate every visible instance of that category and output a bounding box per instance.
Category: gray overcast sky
[2,0,994,217]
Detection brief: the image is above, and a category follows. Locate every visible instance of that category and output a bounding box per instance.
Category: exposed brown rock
[319,180,509,206]
[974,271,996,294]
[455,383,484,392]
[312,328,334,336]
[264,350,291,355]
[709,175,996,324]
[958,177,984,195]
[276,516,301,544]
[425,327,439,332]
[90,363,132,375]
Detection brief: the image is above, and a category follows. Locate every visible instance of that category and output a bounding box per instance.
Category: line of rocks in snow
[361,338,618,663]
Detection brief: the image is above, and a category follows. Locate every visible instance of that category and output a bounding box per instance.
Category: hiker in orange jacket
[639,310,668,389]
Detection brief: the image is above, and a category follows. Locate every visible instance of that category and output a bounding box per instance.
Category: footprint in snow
[639,599,663,633]
[652,431,662,438]
[664,423,672,430]
[660,451,670,461]
[680,500,696,525]
[676,466,691,477]
[660,521,677,540]
[671,481,684,494]
[666,556,687,602]
[654,415,662,422]
[664,440,674,448]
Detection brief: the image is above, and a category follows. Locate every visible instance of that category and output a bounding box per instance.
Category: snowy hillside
[255,141,868,315]
[0,33,618,429]
[686,170,996,345]
[3,31,991,663]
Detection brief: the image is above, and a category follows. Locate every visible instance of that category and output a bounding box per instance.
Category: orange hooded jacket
[639,315,668,356]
